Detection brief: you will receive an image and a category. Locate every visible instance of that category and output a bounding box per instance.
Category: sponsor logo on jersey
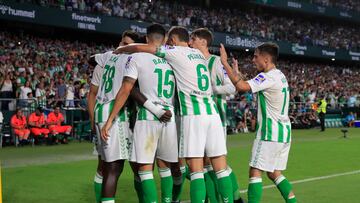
[254,74,266,84]
[125,56,132,69]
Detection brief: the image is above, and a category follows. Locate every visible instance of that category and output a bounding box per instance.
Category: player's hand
[100,121,111,141]
[219,43,228,65]
[231,57,239,75]
[159,110,172,123]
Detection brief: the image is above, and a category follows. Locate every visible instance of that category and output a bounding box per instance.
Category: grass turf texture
[1,128,360,203]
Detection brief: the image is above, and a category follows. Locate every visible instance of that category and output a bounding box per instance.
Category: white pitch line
[239,169,360,193]
[181,169,360,202]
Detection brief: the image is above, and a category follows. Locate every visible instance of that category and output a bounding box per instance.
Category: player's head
[189,28,213,49]
[120,30,140,46]
[167,26,189,46]
[146,23,166,45]
[252,42,279,71]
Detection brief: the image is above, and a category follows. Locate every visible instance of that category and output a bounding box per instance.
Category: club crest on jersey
[125,56,132,69]
[254,74,266,84]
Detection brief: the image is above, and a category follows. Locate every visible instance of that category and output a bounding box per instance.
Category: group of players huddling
[87,23,297,203]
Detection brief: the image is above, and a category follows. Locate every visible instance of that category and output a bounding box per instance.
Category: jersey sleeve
[247,73,276,93]
[91,65,103,86]
[155,45,177,61]
[94,51,111,67]
[212,57,236,95]
[124,55,139,80]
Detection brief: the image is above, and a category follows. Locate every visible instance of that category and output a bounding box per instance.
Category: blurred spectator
[10,108,30,145]
[343,112,356,127]
[0,74,14,110]
[47,106,72,144]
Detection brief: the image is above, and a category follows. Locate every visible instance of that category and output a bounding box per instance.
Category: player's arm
[219,44,251,92]
[113,44,157,55]
[130,88,172,122]
[212,60,237,95]
[101,77,136,141]
[88,84,98,131]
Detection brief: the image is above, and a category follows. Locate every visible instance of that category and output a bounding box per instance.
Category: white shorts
[130,121,178,164]
[95,119,131,162]
[179,114,227,158]
[249,139,291,172]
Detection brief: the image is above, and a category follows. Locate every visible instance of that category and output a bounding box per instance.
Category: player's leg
[248,167,263,203]
[180,115,207,203]
[267,171,296,203]
[101,160,125,202]
[170,160,186,202]
[156,159,173,203]
[94,157,104,203]
[134,121,160,203]
[203,157,220,203]
[94,125,104,203]
[186,158,206,203]
[99,119,130,203]
[267,142,296,203]
[129,162,145,203]
[227,166,244,203]
[156,121,179,203]
[138,163,158,203]
[206,115,233,203]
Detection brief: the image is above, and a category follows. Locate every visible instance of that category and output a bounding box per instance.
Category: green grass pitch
[1,128,360,203]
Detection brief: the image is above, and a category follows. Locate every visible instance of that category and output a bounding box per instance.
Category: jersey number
[102,65,115,93]
[196,64,209,91]
[154,68,175,99]
[281,87,290,115]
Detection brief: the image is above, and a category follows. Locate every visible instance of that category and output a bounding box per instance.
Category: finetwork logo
[71,13,101,24]
[0,4,35,18]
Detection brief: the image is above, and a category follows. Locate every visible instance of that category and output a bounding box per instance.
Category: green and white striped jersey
[90,51,130,123]
[124,53,175,121]
[207,55,236,127]
[156,45,218,116]
[247,68,291,143]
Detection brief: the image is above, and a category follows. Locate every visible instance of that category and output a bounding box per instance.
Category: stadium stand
[19,0,360,51]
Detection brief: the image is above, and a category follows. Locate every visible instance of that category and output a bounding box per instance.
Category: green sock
[139,170,158,203]
[94,172,103,203]
[248,177,263,203]
[190,172,206,203]
[216,169,233,203]
[159,168,173,203]
[101,197,115,203]
[228,166,242,200]
[275,176,297,203]
[204,166,219,203]
[134,176,145,203]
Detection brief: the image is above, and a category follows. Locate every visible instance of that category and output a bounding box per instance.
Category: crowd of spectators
[18,0,360,51]
[0,31,111,111]
[310,0,360,12]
